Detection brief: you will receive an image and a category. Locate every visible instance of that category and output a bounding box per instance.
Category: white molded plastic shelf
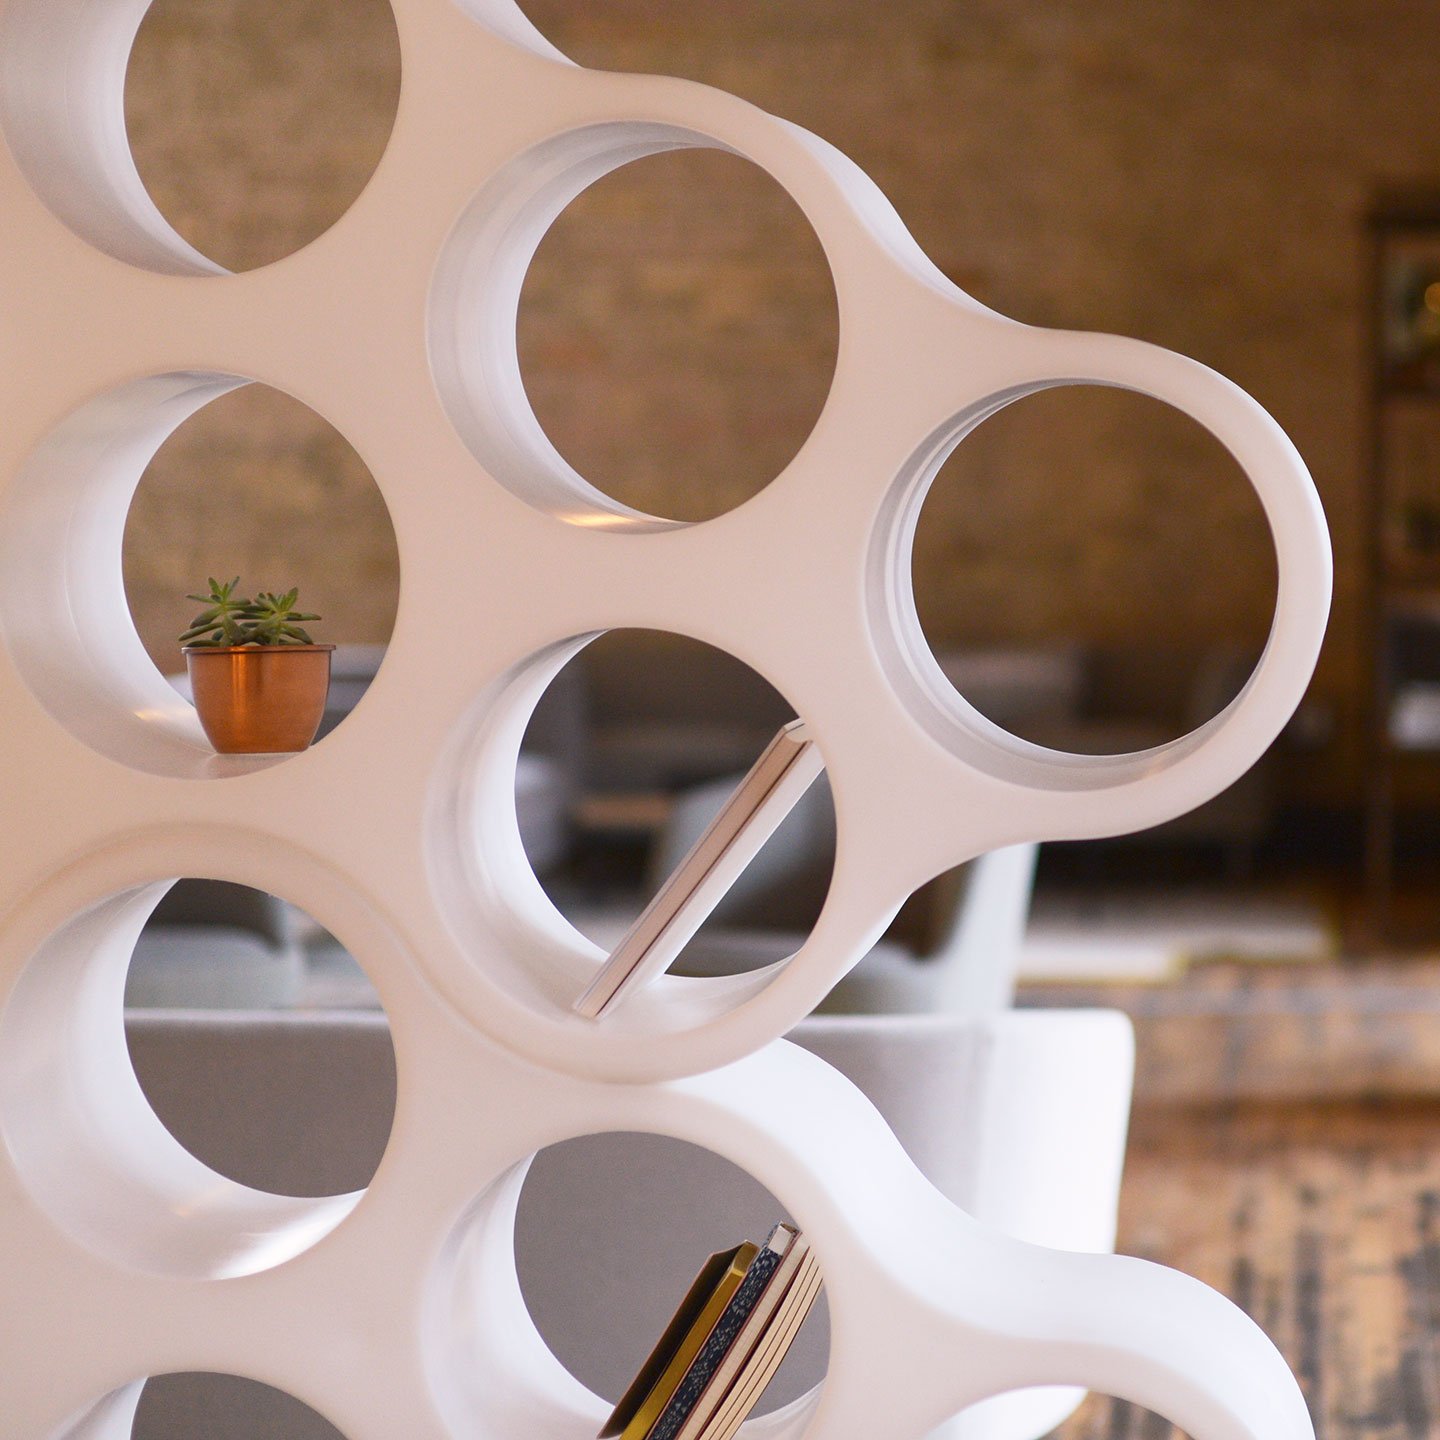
[0,0,1330,1436]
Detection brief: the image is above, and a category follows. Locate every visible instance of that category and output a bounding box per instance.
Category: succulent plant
[244,589,321,645]
[179,578,322,647]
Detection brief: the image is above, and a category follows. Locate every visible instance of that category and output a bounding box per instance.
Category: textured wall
[119,0,1440,801]
[122,0,402,663]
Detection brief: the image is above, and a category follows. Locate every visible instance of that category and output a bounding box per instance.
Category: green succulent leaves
[179,577,322,648]
[246,589,321,645]
[178,577,251,647]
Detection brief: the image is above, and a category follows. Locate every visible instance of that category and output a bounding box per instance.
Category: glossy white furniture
[0,2,1330,1437]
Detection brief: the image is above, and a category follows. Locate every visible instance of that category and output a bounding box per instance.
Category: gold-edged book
[597,1223,825,1440]
[673,1235,820,1440]
[700,1255,824,1440]
[575,719,823,1020]
[600,1241,761,1440]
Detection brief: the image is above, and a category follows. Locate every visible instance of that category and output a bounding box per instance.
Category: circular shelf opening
[516,149,838,523]
[909,385,1277,755]
[426,1132,828,1439]
[426,626,862,1075]
[504,629,836,1005]
[124,380,399,692]
[82,1373,349,1440]
[1,374,399,779]
[0,877,395,1278]
[126,879,395,1195]
[125,0,401,272]
[430,124,838,529]
[524,629,834,976]
[517,1133,829,1417]
[0,0,400,275]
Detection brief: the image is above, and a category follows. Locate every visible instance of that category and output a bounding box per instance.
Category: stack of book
[600,1223,824,1440]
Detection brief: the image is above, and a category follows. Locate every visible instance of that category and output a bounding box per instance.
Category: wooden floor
[1022,960,1440,1439]
[1055,1100,1440,1438]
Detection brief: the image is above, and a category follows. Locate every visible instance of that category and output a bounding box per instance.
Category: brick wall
[120,0,1440,804]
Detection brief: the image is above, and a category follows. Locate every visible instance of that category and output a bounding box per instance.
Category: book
[700,1254,824,1440]
[597,1223,825,1440]
[642,1225,797,1440]
[671,1232,817,1440]
[575,719,823,1020]
[600,1240,761,1440]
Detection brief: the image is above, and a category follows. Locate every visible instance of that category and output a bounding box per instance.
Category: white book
[575,719,823,1020]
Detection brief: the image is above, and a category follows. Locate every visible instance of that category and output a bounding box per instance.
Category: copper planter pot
[183,644,335,755]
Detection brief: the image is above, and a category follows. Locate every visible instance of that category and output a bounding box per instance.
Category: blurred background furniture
[126,881,304,1010]
[1362,188,1440,939]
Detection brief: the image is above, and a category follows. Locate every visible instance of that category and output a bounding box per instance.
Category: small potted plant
[180,578,335,754]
